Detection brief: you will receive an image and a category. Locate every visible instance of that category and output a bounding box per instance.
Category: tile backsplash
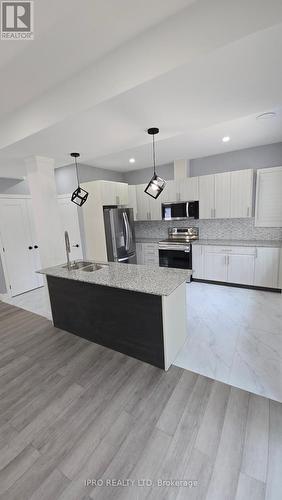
[135,218,282,241]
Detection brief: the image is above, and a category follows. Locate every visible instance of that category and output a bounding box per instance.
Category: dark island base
[47,276,165,369]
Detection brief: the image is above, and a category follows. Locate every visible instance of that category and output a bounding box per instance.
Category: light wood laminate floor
[0,300,281,500]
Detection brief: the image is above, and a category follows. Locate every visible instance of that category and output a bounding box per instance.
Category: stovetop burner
[159,226,199,245]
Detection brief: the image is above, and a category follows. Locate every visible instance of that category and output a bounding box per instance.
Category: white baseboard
[0,293,9,301]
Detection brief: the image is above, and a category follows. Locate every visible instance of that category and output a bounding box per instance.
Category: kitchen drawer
[143,243,158,250]
[205,245,256,255]
[143,245,158,257]
[144,258,159,266]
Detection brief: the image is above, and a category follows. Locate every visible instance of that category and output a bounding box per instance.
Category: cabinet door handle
[210,208,213,219]
[247,207,250,217]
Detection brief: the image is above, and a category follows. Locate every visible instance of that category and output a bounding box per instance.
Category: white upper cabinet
[100,181,128,206]
[199,174,215,219]
[214,172,231,219]
[136,184,150,220]
[136,184,162,220]
[179,177,199,201]
[255,166,282,227]
[162,180,178,203]
[149,196,162,220]
[128,185,138,220]
[199,169,254,220]
[230,169,254,218]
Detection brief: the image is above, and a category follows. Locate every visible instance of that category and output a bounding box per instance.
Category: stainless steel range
[158,227,199,270]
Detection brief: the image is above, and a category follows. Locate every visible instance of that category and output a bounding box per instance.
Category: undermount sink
[62,261,108,272]
[62,261,93,270]
[81,264,107,272]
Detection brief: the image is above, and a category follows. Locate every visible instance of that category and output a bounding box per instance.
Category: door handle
[123,212,130,251]
[72,244,79,248]
[28,246,33,250]
[34,245,38,249]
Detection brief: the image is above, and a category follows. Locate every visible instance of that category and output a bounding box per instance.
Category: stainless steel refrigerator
[103,207,137,264]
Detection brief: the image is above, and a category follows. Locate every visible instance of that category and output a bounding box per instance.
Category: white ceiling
[0,0,282,177]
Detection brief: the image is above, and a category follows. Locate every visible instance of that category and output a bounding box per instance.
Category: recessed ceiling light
[222,136,230,143]
[256,112,277,120]
[129,158,135,164]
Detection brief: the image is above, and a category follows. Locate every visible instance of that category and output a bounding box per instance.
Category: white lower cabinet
[136,243,144,265]
[136,243,159,266]
[227,254,255,285]
[192,245,204,279]
[254,247,280,288]
[204,248,227,282]
[193,244,281,289]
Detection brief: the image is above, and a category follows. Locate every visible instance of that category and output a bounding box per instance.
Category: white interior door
[26,199,44,287]
[0,199,39,296]
[58,197,83,260]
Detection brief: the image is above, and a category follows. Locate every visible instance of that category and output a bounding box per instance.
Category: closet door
[26,200,44,287]
[58,197,83,261]
[0,199,38,296]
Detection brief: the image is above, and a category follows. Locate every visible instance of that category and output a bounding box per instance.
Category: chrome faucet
[64,231,71,270]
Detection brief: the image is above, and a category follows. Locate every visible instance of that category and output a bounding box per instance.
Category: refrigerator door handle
[109,210,118,259]
[123,211,130,251]
[126,211,133,250]
[118,253,136,262]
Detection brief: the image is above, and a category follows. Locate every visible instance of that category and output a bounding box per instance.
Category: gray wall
[123,163,174,185]
[190,142,282,177]
[55,163,125,194]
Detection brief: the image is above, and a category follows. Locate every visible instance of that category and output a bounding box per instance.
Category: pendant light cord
[152,133,156,175]
[75,157,80,187]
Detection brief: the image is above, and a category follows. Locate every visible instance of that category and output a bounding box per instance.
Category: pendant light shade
[70,153,89,206]
[144,127,166,199]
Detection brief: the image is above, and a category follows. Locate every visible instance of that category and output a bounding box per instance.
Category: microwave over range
[162,201,199,221]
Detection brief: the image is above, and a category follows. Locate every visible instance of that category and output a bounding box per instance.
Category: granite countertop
[192,239,282,248]
[39,261,190,297]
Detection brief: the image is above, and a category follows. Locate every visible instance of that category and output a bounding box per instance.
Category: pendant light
[144,127,166,199]
[70,152,89,206]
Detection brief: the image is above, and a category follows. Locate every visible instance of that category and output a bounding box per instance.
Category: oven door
[158,245,192,269]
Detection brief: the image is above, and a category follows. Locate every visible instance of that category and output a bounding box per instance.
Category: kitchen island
[39,262,190,370]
